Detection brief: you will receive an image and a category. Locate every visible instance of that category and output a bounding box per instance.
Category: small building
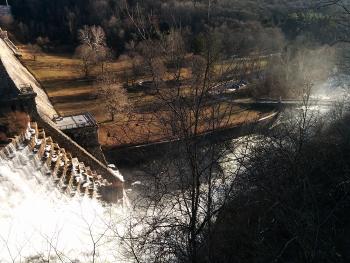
[53,113,106,163]
[54,113,97,131]
[54,113,99,148]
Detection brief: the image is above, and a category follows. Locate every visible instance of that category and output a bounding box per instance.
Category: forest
[5,0,340,53]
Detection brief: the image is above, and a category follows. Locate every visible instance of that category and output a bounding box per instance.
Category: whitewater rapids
[0,144,128,262]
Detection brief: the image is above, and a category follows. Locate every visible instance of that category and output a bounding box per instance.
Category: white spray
[0,142,128,262]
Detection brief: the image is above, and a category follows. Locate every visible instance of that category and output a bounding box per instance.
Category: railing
[0,27,20,57]
[85,112,98,126]
[56,122,95,130]
[5,38,19,51]
[255,98,350,108]
[53,112,98,130]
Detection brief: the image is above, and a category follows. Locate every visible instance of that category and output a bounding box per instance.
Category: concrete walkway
[0,38,57,118]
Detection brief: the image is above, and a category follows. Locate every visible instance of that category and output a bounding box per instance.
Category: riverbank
[106,109,278,167]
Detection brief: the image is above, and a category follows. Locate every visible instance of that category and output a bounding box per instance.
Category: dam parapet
[0,28,20,57]
[0,35,56,118]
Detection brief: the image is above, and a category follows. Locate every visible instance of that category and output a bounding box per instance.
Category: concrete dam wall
[0,122,107,199]
[0,37,57,118]
[0,30,124,202]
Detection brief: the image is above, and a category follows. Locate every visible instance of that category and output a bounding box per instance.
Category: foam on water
[0,143,128,262]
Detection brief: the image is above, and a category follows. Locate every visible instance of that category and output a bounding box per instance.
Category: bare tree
[208,82,350,262]
[27,43,42,61]
[109,2,347,262]
[75,44,97,77]
[117,40,145,87]
[96,71,130,122]
[75,25,111,77]
[36,36,50,49]
[114,3,266,263]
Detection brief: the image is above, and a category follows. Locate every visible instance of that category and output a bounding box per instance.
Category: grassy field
[19,46,273,148]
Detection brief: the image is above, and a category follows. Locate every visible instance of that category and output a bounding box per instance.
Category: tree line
[5,0,341,54]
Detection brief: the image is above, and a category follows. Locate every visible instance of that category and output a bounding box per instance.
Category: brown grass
[20,46,272,148]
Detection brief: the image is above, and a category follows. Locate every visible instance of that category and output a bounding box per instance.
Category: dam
[0,28,129,261]
[0,27,124,202]
[0,133,127,261]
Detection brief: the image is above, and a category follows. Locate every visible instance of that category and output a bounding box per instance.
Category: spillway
[0,125,128,262]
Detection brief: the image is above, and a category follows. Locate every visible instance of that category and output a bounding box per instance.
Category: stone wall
[0,54,18,98]
[0,37,57,118]
[107,113,278,165]
[62,126,107,164]
[35,117,124,202]
[0,57,38,116]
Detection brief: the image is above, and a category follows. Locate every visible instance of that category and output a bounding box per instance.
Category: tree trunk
[84,64,89,78]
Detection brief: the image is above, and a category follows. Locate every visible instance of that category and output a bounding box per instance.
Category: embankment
[106,112,279,166]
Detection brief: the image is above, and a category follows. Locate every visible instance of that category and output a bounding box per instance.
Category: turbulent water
[313,74,350,101]
[0,144,128,263]
[1,86,341,262]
